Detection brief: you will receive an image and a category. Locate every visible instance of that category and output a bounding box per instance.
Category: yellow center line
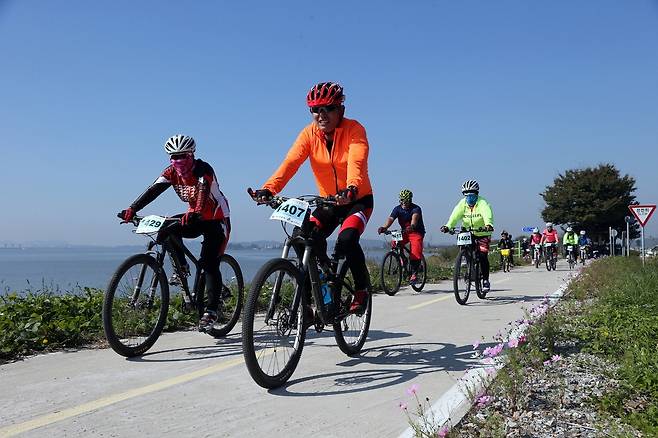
[0,352,256,437]
[408,294,453,310]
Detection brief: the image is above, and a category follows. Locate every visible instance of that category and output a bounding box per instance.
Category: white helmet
[461,179,480,194]
[533,227,539,233]
[580,230,586,235]
[164,135,196,155]
[546,222,553,228]
[566,227,573,232]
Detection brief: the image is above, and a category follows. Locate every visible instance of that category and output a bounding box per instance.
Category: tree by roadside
[540,164,639,243]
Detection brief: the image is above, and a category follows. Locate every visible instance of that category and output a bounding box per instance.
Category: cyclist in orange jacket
[252,82,373,314]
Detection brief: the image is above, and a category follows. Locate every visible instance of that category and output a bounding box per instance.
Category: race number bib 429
[136,215,166,234]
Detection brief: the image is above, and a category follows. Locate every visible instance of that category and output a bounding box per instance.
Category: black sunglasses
[310,104,340,114]
[170,153,190,160]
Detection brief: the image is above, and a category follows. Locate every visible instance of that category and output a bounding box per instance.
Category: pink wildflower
[406,384,419,396]
[543,359,551,366]
[518,335,527,344]
[476,395,493,408]
[508,338,519,348]
[437,425,450,437]
[399,401,408,411]
[551,354,562,362]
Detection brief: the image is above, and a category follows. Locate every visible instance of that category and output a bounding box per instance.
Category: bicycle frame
[265,210,352,328]
[131,229,204,316]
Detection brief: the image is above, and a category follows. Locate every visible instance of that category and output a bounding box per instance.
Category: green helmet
[399,189,413,202]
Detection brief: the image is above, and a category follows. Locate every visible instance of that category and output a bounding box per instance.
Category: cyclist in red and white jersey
[529,227,542,259]
[118,135,230,332]
[540,222,559,258]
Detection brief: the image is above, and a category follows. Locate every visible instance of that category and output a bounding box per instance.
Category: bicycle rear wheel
[453,251,471,305]
[242,258,306,389]
[102,254,169,357]
[333,285,372,356]
[545,252,552,271]
[380,251,402,296]
[207,254,244,338]
[411,255,427,292]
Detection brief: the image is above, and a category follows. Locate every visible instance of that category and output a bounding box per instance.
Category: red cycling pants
[401,231,424,261]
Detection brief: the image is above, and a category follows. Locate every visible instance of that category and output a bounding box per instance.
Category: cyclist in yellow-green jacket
[440,180,494,289]
[563,226,579,261]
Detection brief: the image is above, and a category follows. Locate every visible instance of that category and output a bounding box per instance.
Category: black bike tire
[333,291,372,356]
[453,251,470,305]
[208,254,245,338]
[545,252,552,271]
[102,253,169,357]
[475,258,487,299]
[411,255,427,292]
[381,251,402,296]
[242,258,307,389]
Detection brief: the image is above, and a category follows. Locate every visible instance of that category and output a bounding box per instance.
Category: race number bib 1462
[270,198,310,228]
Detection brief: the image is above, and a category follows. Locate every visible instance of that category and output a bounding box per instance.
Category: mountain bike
[532,243,543,269]
[566,245,576,270]
[448,227,490,305]
[544,243,557,271]
[380,229,427,295]
[500,248,512,273]
[242,190,372,389]
[103,214,244,357]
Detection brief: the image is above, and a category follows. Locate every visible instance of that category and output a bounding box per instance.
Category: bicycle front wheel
[242,258,306,389]
[207,254,244,338]
[453,251,471,305]
[334,288,372,356]
[380,251,402,296]
[411,255,427,292]
[102,254,169,357]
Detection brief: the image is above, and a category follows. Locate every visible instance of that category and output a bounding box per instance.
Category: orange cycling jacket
[263,118,373,198]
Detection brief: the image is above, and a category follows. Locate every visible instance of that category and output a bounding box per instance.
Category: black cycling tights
[161,218,225,312]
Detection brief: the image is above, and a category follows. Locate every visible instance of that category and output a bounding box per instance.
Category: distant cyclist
[440,180,494,290]
[498,230,514,266]
[251,82,373,315]
[530,228,542,260]
[118,135,231,332]
[563,227,579,260]
[378,189,425,284]
[541,222,559,259]
[578,230,592,258]
[521,237,530,260]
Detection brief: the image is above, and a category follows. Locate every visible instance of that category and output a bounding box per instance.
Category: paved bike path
[0,261,576,437]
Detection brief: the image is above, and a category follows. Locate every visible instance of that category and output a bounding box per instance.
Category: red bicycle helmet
[306,82,345,107]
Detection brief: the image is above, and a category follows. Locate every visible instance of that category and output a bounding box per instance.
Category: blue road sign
[522,226,535,232]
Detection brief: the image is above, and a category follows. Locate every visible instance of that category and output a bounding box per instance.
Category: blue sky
[1,0,657,245]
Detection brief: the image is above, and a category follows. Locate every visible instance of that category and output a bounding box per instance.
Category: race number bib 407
[270,199,310,228]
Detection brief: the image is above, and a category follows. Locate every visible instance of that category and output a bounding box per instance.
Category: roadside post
[609,228,617,256]
[628,204,657,266]
[624,216,634,257]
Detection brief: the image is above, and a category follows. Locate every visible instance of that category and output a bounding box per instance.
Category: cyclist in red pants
[377,189,425,284]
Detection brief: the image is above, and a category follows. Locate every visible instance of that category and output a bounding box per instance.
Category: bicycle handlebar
[247,187,337,209]
[445,226,491,235]
[117,213,181,227]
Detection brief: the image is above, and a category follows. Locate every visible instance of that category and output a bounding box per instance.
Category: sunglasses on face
[310,104,340,114]
[170,154,190,161]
